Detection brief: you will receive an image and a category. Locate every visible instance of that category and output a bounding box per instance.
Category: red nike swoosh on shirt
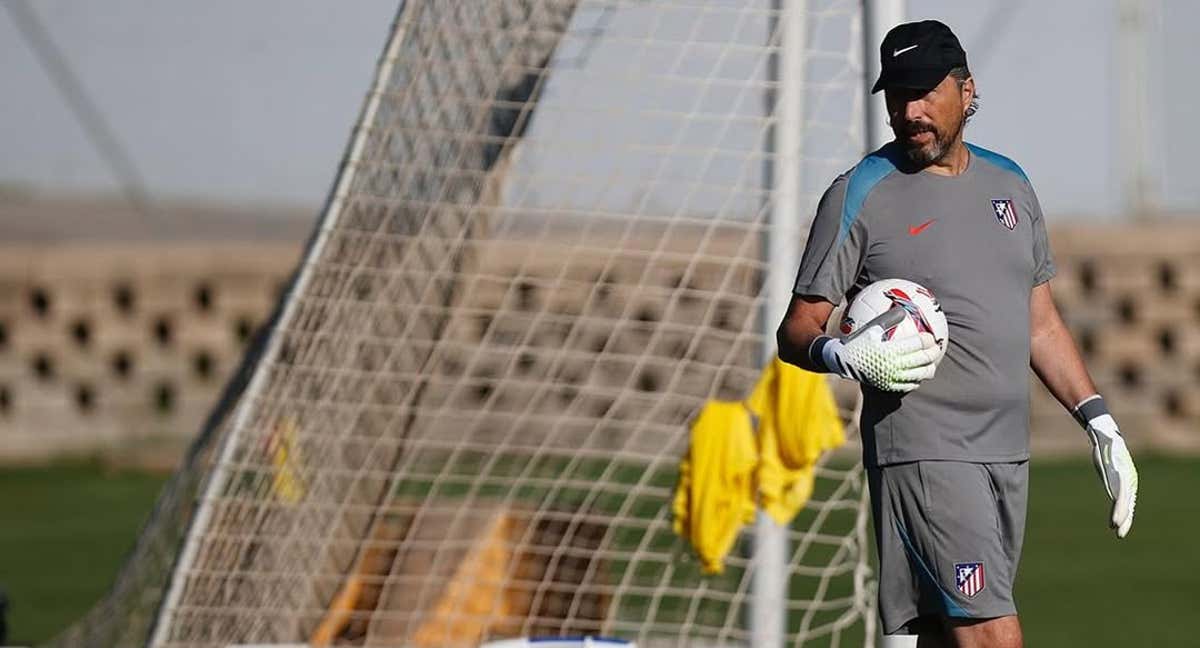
[908,219,937,236]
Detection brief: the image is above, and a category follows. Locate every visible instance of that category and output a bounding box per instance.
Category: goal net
[54,1,874,647]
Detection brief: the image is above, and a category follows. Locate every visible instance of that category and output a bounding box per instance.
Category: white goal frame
[144,2,906,647]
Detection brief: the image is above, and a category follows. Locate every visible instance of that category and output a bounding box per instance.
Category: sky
[0,1,396,207]
[0,0,1195,221]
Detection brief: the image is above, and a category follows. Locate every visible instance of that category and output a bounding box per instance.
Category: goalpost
[53,2,901,647]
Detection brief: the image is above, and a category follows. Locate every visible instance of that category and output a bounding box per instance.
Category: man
[776,20,1139,648]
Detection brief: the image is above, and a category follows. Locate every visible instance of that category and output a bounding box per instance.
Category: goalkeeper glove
[808,306,939,393]
[1074,395,1138,539]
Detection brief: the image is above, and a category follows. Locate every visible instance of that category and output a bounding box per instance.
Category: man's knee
[947,615,1022,648]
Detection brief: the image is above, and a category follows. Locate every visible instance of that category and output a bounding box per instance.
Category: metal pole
[1117,0,1159,220]
[860,4,904,646]
[754,1,805,646]
[863,0,906,151]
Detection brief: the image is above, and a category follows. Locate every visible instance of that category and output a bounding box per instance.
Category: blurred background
[0,0,1196,646]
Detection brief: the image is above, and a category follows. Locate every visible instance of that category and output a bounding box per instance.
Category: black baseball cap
[871,20,967,94]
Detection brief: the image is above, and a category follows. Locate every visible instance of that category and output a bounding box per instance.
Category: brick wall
[0,219,1193,465]
[1033,223,1200,454]
[0,244,298,464]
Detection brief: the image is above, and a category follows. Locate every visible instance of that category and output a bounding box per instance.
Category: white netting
[53,1,873,647]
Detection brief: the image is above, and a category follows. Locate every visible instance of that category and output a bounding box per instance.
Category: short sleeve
[792,175,867,303]
[1028,185,1056,285]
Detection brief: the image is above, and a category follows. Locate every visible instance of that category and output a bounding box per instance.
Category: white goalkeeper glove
[1074,395,1138,539]
[808,306,939,393]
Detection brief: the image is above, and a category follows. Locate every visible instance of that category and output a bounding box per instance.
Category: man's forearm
[777,296,837,372]
[1030,313,1097,410]
[777,318,826,372]
[1029,282,1098,411]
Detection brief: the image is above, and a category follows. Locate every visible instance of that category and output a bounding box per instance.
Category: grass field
[0,455,1196,646]
[1017,456,1198,647]
[0,461,167,645]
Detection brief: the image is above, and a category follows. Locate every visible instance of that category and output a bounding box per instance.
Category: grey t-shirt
[793,141,1055,467]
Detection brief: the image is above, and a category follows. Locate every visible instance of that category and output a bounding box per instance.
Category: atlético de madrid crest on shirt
[992,199,1019,230]
[955,561,986,598]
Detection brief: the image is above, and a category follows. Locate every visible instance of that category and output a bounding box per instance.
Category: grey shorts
[867,460,1029,635]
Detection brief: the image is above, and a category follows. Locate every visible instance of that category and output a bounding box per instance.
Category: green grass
[1019,455,1199,647]
[0,461,167,645]
[0,456,1196,646]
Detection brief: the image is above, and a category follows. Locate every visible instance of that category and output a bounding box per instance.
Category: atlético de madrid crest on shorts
[955,561,986,598]
[992,199,1018,230]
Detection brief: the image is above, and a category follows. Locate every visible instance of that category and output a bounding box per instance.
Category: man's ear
[961,76,975,113]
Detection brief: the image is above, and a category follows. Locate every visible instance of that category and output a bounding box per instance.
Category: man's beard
[897,114,964,166]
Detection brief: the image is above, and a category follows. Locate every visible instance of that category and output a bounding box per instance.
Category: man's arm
[782,171,936,390]
[776,295,836,372]
[778,293,938,391]
[1030,281,1138,538]
[1029,282,1096,407]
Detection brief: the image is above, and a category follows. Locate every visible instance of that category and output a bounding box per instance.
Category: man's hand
[1030,287,1137,538]
[812,307,939,392]
[1075,396,1138,538]
[1083,412,1139,538]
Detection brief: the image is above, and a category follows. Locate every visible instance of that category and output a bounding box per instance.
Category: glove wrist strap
[1072,394,1109,428]
[808,335,838,374]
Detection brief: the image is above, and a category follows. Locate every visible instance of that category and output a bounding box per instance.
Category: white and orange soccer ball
[839,278,949,362]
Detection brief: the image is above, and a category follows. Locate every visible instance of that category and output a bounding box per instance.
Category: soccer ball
[839,278,949,361]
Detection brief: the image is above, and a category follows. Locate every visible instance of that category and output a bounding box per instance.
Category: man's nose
[903,100,925,124]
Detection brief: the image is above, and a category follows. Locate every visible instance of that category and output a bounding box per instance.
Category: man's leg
[869,462,1028,645]
[894,462,1024,643]
[941,462,1028,648]
[868,467,925,639]
[946,615,1022,648]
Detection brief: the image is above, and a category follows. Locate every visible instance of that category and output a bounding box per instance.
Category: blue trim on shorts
[894,520,970,618]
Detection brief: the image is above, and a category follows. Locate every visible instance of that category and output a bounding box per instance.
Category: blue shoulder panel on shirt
[839,145,900,243]
[966,142,1029,183]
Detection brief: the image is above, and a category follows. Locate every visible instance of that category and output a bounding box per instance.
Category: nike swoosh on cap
[893,44,919,57]
[908,219,936,236]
